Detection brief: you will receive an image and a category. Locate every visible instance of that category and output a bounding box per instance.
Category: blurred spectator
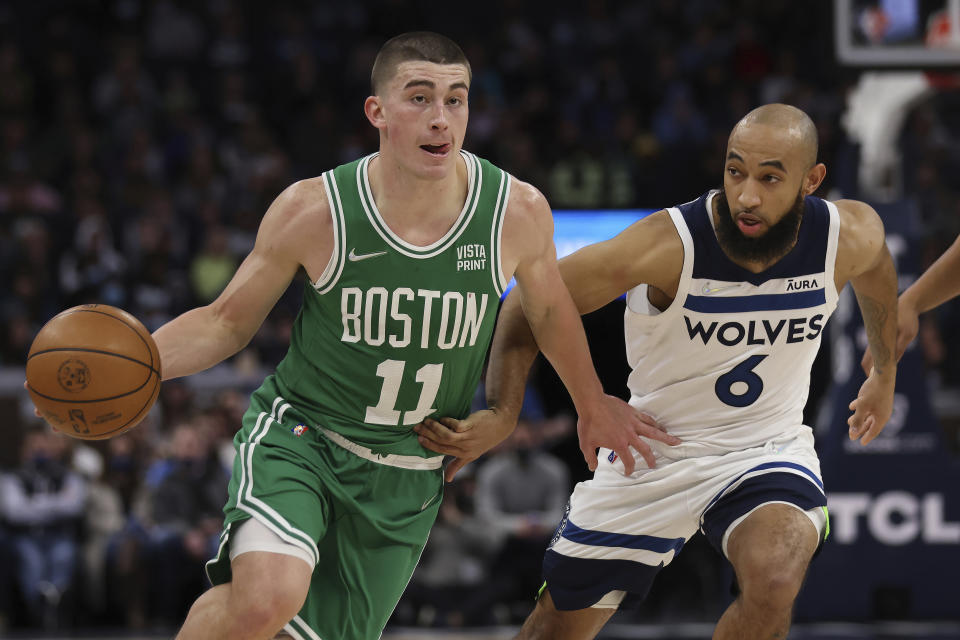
[99,431,156,516]
[0,153,62,216]
[174,143,227,221]
[398,476,498,627]
[470,419,571,623]
[0,426,87,628]
[110,421,228,628]
[157,379,197,429]
[189,224,237,304]
[0,524,13,631]
[145,1,205,62]
[72,442,125,622]
[548,122,607,208]
[91,38,157,141]
[1,305,38,366]
[0,41,33,115]
[58,202,127,308]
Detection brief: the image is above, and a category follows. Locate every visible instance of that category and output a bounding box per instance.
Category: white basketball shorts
[543,427,828,610]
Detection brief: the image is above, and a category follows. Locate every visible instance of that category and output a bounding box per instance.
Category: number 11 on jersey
[365,359,443,426]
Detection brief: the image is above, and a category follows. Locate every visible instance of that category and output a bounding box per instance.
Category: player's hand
[414,409,518,483]
[577,394,680,476]
[847,370,895,445]
[861,299,919,375]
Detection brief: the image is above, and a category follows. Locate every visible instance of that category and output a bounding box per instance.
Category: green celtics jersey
[271,151,510,457]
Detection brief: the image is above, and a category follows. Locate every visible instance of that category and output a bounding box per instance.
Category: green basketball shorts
[206,382,444,640]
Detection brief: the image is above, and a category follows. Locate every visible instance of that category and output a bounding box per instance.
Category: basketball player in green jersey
[151,32,677,640]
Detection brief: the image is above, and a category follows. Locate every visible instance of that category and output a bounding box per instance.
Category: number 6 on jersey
[715,354,767,407]
[365,359,443,426]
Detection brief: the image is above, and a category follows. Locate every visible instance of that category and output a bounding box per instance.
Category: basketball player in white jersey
[417,104,898,639]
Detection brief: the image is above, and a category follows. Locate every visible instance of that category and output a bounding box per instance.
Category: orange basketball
[26,304,162,440]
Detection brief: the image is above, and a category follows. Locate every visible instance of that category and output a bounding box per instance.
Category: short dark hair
[370,31,471,94]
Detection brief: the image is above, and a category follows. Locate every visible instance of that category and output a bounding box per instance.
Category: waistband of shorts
[318,426,444,471]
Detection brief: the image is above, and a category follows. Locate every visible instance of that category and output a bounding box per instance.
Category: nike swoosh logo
[420,493,440,511]
[701,283,741,295]
[348,249,387,262]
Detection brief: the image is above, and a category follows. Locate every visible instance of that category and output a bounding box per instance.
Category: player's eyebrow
[726,152,787,173]
[759,160,787,172]
[404,79,435,90]
[403,79,469,92]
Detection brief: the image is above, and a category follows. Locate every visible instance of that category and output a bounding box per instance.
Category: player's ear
[364,96,386,130]
[803,163,826,196]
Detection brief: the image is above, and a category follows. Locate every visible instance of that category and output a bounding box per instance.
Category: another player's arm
[900,233,960,316]
[416,202,681,478]
[834,199,898,445]
[554,209,683,314]
[154,179,332,380]
[863,233,960,372]
[502,205,683,474]
[481,210,682,415]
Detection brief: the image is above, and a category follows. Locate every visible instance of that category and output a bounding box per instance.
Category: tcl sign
[829,492,960,545]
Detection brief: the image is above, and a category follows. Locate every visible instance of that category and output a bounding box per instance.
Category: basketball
[25,304,162,440]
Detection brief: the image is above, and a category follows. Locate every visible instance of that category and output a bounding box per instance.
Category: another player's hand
[577,394,680,476]
[415,409,517,483]
[847,370,895,445]
[23,381,41,417]
[861,299,919,375]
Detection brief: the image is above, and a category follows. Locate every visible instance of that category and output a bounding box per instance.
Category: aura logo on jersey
[786,278,819,291]
[340,287,489,349]
[684,314,824,346]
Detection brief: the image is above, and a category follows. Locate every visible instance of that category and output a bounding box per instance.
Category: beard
[714,187,805,264]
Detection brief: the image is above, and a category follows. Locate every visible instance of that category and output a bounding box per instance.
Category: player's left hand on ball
[415,409,517,483]
[847,372,895,446]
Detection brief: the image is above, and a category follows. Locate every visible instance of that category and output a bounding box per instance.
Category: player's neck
[367,153,468,241]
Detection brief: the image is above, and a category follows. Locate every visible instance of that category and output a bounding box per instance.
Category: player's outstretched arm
[862,233,960,373]
[835,200,898,445]
[154,179,332,380]
[417,199,683,478]
[501,185,680,474]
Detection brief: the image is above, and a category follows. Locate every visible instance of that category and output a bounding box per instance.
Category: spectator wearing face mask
[108,421,228,629]
[469,418,571,623]
[0,426,87,628]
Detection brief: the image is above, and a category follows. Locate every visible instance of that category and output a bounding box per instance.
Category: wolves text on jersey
[341,287,489,349]
[685,314,824,346]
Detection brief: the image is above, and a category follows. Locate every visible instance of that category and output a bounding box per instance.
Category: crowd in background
[1,0,959,632]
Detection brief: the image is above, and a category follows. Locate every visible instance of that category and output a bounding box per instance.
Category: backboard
[835,0,960,66]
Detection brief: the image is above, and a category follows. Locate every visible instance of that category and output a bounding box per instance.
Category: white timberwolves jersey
[626,190,840,456]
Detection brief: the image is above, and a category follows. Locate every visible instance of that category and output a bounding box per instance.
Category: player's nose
[737,180,762,209]
[429,103,448,130]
